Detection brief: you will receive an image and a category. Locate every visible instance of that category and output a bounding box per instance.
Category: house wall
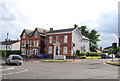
[20,30,42,56]
[45,33,72,56]
[12,42,20,50]
[72,28,90,55]
[0,44,12,50]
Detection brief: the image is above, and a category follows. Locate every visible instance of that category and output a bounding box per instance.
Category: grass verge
[86,56,101,59]
[42,60,73,62]
[106,62,120,66]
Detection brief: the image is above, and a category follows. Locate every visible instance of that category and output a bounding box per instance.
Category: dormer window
[34,32,38,37]
[23,33,26,38]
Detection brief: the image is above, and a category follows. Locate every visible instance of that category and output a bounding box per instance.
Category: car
[101,53,108,59]
[37,54,52,58]
[108,54,115,58]
[5,55,23,65]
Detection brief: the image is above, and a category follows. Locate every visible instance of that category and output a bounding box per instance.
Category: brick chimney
[74,24,78,28]
[50,28,53,31]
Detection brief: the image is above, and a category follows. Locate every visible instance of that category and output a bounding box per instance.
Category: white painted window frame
[48,46,52,53]
[64,35,68,43]
[63,46,68,54]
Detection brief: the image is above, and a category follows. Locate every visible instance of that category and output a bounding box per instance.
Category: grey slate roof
[24,29,33,34]
[0,40,19,45]
[47,28,75,34]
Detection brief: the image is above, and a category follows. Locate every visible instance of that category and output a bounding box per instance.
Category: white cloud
[0,3,26,41]
[0,0,119,48]
[98,33,118,48]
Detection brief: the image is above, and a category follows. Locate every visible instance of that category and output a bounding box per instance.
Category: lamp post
[5,33,9,58]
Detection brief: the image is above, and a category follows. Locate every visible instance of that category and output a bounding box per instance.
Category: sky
[0,0,119,48]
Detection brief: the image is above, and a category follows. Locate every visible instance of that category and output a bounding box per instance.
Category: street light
[5,33,9,58]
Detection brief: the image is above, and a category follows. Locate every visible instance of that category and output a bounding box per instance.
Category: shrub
[86,52,102,56]
[0,50,21,57]
[76,50,81,56]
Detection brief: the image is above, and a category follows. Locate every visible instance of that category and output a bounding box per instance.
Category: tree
[108,47,120,55]
[108,48,113,54]
[79,26,100,51]
[80,26,89,38]
[89,29,100,51]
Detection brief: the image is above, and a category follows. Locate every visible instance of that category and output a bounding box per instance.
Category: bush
[75,51,102,57]
[0,50,21,57]
[76,50,81,56]
[86,52,102,56]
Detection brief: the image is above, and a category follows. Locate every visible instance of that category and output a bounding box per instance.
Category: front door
[56,46,58,55]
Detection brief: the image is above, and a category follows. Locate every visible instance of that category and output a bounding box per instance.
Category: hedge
[0,50,21,57]
[75,52,102,57]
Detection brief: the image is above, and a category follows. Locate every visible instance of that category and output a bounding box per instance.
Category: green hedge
[0,50,21,57]
[75,51,102,57]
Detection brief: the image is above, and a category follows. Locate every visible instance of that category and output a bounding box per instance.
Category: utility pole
[5,33,9,58]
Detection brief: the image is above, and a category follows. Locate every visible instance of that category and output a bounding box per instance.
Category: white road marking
[2,69,29,75]
[0,67,15,71]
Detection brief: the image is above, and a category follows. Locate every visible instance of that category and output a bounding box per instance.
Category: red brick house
[20,28,48,57]
[45,24,90,59]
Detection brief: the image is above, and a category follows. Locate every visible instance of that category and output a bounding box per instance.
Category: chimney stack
[50,28,53,31]
[74,24,78,28]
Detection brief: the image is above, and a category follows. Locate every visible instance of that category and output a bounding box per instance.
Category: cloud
[80,11,118,48]
[0,3,23,41]
[97,11,117,35]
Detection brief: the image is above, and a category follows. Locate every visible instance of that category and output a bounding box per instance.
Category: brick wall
[45,33,72,56]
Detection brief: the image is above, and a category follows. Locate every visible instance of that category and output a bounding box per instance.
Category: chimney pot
[74,24,78,28]
[50,28,53,31]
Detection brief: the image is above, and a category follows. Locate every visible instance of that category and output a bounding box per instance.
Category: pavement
[1,58,119,79]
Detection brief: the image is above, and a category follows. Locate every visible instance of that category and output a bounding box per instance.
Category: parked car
[37,54,52,58]
[5,54,23,65]
[101,53,108,59]
[108,54,115,58]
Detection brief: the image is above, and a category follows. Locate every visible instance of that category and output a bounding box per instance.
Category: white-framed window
[33,49,38,56]
[34,40,38,47]
[34,32,38,38]
[49,36,52,43]
[48,46,52,53]
[22,40,26,47]
[21,48,26,55]
[23,33,26,38]
[64,35,68,43]
[56,36,60,43]
[63,46,68,54]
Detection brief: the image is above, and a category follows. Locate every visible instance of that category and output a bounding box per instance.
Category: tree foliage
[79,26,100,51]
[89,29,100,51]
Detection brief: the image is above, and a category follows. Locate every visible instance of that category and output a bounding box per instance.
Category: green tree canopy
[79,26,100,51]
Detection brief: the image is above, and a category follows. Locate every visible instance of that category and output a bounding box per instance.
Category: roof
[47,28,75,34]
[21,28,48,37]
[104,46,113,50]
[24,29,33,34]
[0,40,19,45]
[82,36,90,40]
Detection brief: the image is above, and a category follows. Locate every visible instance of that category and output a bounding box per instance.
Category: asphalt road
[1,59,119,79]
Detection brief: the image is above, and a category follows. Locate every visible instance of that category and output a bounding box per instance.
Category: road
[1,59,119,79]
